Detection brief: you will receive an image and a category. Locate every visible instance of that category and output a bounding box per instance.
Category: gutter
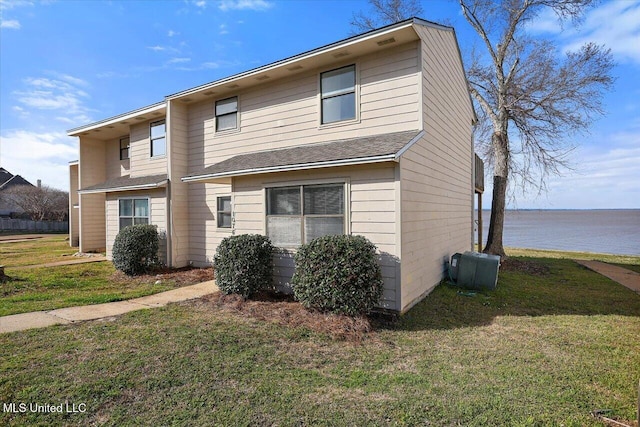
[78,180,168,195]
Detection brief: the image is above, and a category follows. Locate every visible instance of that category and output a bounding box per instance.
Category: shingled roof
[78,174,168,194]
[182,130,424,182]
[0,168,34,190]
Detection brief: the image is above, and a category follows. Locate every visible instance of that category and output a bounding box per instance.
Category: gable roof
[0,168,34,190]
[78,174,168,194]
[182,130,424,183]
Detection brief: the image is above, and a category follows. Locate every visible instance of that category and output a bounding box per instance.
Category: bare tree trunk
[483,131,508,258]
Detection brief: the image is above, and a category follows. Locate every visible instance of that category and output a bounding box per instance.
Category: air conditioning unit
[450,251,501,290]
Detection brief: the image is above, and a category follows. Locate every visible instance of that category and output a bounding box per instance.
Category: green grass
[0,235,78,267]
[0,262,193,316]
[1,254,639,426]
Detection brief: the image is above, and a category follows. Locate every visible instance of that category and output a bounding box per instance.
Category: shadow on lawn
[393,258,640,331]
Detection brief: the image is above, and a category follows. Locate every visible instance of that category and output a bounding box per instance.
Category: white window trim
[318,62,360,129]
[216,194,233,230]
[263,179,350,248]
[118,196,151,231]
[215,96,241,135]
[150,120,167,158]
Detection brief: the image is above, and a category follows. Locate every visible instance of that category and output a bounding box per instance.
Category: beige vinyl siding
[168,101,190,267]
[68,163,79,247]
[231,163,399,311]
[398,25,474,312]
[105,190,168,262]
[187,182,233,266]
[185,41,421,176]
[129,119,168,178]
[105,137,130,179]
[78,137,106,253]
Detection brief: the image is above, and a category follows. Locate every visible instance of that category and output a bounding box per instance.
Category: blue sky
[0,0,638,209]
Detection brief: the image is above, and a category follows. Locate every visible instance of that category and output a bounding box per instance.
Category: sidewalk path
[0,280,219,334]
[575,260,640,294]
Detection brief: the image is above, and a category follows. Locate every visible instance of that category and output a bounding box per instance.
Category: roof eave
[182,155,398,183]
[77,180,168,195]
[66,102,166,137]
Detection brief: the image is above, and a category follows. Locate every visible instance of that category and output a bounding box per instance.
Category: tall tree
[351,0,423,32]
[1,185,69,221]
[460,0,614,257]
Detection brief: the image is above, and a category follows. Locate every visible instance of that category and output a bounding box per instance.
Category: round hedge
[291,234,383,316]
[213,234,274,298]
[112,224,160,276]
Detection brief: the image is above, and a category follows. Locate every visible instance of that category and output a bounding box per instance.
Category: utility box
[450,251,501,290]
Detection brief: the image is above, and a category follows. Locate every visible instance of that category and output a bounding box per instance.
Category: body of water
[475,209,640,256]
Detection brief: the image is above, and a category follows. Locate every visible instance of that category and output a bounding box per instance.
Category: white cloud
[218,0,273,12]
[0,0,34,11]
[168,29,178,37]
[219,23,228,35]
[13,75,94,124]
[0,130,77,191]
[0,19,21,29]
[167,57,191,64]
[528,1,640,65]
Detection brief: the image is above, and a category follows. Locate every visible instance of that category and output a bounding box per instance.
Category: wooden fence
[0,218,68,232]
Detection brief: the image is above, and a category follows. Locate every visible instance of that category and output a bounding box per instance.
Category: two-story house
[68,18,479,313]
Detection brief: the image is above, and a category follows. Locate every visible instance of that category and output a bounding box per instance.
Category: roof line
[78,180,168,194]
[181,154,397,183]
[66,101,166,136]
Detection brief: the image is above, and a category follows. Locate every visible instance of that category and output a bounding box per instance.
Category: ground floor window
[217,196,232,228]
[119,198,149,230]
[266,183,344,247]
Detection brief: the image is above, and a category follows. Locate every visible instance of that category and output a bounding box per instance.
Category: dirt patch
[501,258,550,276]
[110,267,214,287]
[206,290,376,342]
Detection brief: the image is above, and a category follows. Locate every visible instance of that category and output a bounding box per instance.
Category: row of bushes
[214,234,384,316]
[111,226,383,316]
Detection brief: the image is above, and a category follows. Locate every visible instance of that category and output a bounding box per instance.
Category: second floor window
[120,137,130,160]
[150,120,166,157]
[321,65,356,124]
[216,96,238,132]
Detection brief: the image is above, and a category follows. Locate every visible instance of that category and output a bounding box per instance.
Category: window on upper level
[217,196,232,228]
[119,198,149,230]
[266,183,345,247]
[150,120,166,157]
[215,96,238,132]
[119,137,130,160]
[320,65,356,124]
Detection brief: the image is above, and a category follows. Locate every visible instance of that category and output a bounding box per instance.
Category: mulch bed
[110,267,214,287]
[206,290,376,342]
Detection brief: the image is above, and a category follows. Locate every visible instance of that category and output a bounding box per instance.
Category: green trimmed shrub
[112,224,160,276]
[291,234,384,316]
[214,234,274,298]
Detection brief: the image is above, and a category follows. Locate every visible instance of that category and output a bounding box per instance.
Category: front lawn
[1,254,639,426]
[0,235,78,267]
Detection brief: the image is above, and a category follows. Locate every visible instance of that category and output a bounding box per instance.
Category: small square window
[119,198,149,230]
[217,196,232,228]
[321,65,356,124]
[215,97,238,132]
[120,137,130,160]
[150,120,166,157]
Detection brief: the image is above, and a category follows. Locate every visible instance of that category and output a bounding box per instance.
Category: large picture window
[150,120,166,157]
[266,184,344,247]
[215,96,238,132]
[320,65,356,124]
[119,198,149,230]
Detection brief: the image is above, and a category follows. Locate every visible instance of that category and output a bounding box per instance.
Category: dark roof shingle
[184,130,422,181]
[78,174,168,194]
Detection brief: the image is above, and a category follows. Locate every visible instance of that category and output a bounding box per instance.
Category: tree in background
[1,185,69,221]
[351,0,614,258]
[351,0,423,33]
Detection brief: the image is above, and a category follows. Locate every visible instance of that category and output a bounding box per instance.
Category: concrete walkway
[576,260,640,294]
[0,280,219,334]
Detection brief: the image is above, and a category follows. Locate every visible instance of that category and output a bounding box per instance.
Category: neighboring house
[0,167,35,217]
[68,18,483,313]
